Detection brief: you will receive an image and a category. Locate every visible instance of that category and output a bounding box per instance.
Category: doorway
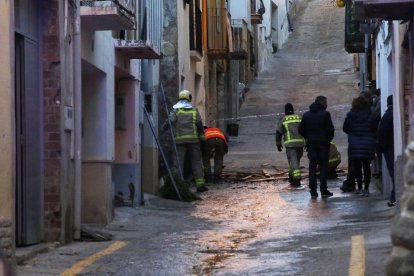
[15,33,43,246]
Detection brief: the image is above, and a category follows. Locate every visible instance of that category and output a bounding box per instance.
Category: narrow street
[16,0,396,275]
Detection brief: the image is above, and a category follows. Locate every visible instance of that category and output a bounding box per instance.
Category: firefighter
[202,127,228,183]
[276,103,305,188]
[318,141,341,179]
[169,90,208,193]
[328,141,341,179]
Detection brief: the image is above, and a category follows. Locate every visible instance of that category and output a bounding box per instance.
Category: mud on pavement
[191,172,295,275]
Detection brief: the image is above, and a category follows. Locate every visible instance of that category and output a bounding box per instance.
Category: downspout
[286,0,293,32]
[363,28,370,91]
[73,0,82,240]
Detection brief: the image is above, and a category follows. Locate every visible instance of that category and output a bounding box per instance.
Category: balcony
[115,39,162,59]
[80,0,135,31]
[251,0,265,24]
[345,0,364,53]
[229,19,248,60]
[251,13,263,24]
[207,8,230,59]
[355,0,414,20]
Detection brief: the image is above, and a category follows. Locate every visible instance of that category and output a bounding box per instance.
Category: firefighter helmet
[179,89,192,101]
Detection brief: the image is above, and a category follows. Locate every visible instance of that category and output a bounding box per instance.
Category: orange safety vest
[205,128,227,146]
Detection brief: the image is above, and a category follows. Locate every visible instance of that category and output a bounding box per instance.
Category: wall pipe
[73,0,82,240]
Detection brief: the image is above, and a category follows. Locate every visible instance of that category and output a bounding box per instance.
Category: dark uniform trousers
[203,137,226,179]
[308,143,330,193]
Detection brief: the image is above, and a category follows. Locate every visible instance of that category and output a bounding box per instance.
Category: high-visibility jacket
[205,128,227,144]
[276,114,305,148]
[329,141,341,166]
[170,107,205,144]
[205,127,228,152]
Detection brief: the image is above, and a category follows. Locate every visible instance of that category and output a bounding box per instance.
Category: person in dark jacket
[343,96,377,196]
[299,96,335,198]
[378,95,395,206]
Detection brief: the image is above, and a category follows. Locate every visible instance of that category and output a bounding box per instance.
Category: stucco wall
[0,0,15,259]
[81,28,115,162]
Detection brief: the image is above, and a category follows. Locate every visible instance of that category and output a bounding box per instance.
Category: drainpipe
[73,0,82,240]
[363,31,370,91]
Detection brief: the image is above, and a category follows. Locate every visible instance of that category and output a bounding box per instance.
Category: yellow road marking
[60,241,127,276]
[349,235,365,276]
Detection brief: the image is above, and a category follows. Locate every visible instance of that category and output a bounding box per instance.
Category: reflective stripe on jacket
[170,108,205,143]
[205,128,227,146]
[279,114,305,147]
[329,141,341,165]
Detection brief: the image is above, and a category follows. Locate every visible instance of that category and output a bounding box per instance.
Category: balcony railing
[190,4,203,59]
[114,0,163,59]
[250,0,265,24]
[229,19,248,60]
[207,8,230,59]
[80,0,135,31]
[115,39,162,59]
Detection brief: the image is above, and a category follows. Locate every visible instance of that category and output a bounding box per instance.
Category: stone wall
[387,142,414,275]
[159,0,179,175]
[386,26,414,276]
[0,218,13,259]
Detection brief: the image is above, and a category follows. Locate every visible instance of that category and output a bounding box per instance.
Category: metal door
[15,34,43,246]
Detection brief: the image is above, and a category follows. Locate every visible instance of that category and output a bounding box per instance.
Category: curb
[16,242,60,265]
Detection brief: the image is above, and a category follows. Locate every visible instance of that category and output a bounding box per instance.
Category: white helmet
[178,89,192,101]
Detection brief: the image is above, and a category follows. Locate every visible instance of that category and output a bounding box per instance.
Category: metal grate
[80,1,115,7]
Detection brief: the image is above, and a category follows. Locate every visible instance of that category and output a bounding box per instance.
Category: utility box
[227,123,239,137]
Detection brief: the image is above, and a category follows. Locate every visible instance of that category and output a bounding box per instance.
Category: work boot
[290,179,302,188]
[196,186,209,193]
[387,201,396,207]
[321,190,333,198]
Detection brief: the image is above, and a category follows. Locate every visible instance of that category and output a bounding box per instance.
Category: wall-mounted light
[54,90,61,105]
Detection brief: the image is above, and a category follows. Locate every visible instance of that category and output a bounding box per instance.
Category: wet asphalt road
[17,0,397,275]
[17,178,395,275]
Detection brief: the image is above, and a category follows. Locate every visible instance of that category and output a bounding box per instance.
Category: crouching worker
[328,141,341,179]
[202,127,228,183]
[317,141,341,179]
[170,90,208,193]
[276,103,305,188]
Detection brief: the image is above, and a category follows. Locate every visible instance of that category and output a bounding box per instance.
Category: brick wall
[42,0,61,242]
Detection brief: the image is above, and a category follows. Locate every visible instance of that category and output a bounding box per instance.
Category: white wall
[81,29,116,161]
[177,1,191,93]
[272,0,289,50]
[376,21,405,159]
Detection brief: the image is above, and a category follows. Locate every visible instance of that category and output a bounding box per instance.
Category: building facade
[353,1,414,274]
